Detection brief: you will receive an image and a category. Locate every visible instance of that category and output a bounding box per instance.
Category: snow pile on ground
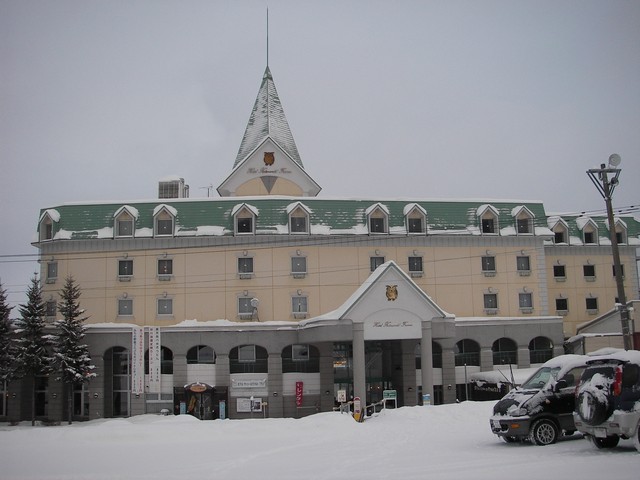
[0,401,637,480]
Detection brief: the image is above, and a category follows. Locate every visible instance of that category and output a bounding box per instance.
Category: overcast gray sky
[1,0,639,307]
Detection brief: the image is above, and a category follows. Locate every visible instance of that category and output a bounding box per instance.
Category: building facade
[4,66,638,422]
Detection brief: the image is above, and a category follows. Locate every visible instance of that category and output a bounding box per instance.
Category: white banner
[147,327,161,393]
[131,326,145,395]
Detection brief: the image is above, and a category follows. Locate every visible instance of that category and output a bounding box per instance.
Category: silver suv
[573,350,640,452]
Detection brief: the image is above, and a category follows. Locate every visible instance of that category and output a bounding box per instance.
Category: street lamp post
[586,154,632,350]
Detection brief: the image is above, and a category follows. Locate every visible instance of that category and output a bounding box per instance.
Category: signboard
[147,326,161,393]
[353,396,363,422]
[237,397,263,413]
[219,400,226,420]
[423,393,431,406]
[295,381,304,407]
[383,390,397,400]
[231,378,267,388]
[131,327,144,395]
[337,389,347,403]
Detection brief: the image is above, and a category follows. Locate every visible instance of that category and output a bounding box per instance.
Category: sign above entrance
[364,318,421,340]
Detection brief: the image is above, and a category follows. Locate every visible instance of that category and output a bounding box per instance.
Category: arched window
[282,344,320,373]
[145,346,174,374]
[529,336,553,364]
[187,345,215,364]
[454,339,480,366]
[230,345,268,373]
[492,338,517,365]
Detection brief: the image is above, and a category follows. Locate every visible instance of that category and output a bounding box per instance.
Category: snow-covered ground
[1,401,637,480]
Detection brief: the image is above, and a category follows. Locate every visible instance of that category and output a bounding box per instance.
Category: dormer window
[549,218,568,244]
[477,205,499,235]
[366,203,389,234]
[404,204,427,234]
[233,204,257,235]
[287,203,310,234]
[583,225,597,245]
[38,209,59,242]
[613,221,627,244]
[513,206,534,235]
[153,205,176,237]
[113,206,138,238]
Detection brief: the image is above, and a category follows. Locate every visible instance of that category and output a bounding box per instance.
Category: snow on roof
[231,203,259,217]
[575,216,594,230]
[40,208,60,223]
[364,203,389,216]
[153,204,178,217]
[113,205,139,220]
[286,201,312,215]
[403,203,426,216]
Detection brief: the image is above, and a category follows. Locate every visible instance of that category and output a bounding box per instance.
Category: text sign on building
[147,326,161,393]
[131,327,144,395]
[383,390,397,400]
[337,389,347,403]
[295,381,304,407]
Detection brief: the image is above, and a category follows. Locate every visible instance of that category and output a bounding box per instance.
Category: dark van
[490,354,588,445]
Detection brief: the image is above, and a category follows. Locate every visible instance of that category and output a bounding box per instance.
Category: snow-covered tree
[15,275,52,425]
[51,276,96,424]
[0,281,17,387]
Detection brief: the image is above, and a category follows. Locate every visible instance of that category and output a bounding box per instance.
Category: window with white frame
[238,297,253,317]
[515,209,534,234]
[553,264,566,280]
[289,206,309,234]
[479,207,499,234]
[46,262,58,283]
[583,264,596,280]
[408,256,423,275]
[45,300,57,318]
[158,258,173,279]
[292,296,308,317]
[516,256,530,275]
[39,216,54,242]
[118,259,133,279]
[615,224,627,244]
[483,293,498,311]
[370,256,385,272]
[406,206,426,234]
[555,298,568,313]
[235,206,256,235]
[612,264,625,278]
[154,210,174,236]
[585,297,598,313]
[368,205,388,234]
[553,224,568,244]
[481,256,496,275]
[115,212,134,238]
[238,257,254,278]
[583,225,597,244]
[118,298,133,316]
[519,292,533,311]
[157,298,173,316]
[291,256,307,277]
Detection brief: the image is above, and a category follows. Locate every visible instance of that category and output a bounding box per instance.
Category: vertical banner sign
[131,326,145,395]
[295,381,304,407]
[147,327,161,393]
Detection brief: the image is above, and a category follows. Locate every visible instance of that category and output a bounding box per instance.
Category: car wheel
[576,390,610,426]
[588,434,620,449]
[529,419,559,446]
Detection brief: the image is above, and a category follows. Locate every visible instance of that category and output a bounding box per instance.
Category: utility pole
[586,154,632,350]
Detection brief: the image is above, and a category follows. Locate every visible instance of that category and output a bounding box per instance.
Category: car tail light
[612,365,623,396]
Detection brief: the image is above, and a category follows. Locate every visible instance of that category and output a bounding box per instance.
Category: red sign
[295,381,304,407]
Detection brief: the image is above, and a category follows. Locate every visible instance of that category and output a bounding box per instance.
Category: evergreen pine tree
[15,275,52,425]
[51,276,96,424]
[0,281,17,390]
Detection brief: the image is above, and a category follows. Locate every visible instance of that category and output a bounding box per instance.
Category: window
[230,345,268,373]
[481,218,495,234]
[154,209,174,236]
[369,217,386,233]
[583,229,596,244]
[291,344,309,361]
[454,339,480,366]
[238,257,254,278]
[555,298,568,312]
[238,297,253,317]
[612,264,625,278]
[554,230,565,244]
[158,259,173,278]
[238,345,256,363]
[187,345,215,364]
[553,265,566,280]
[519,292,533,311]
[45,300,56,318]
[157,298,173,316]
[290,216,307,233]
[586,297,598,312]
[583,264,596,280]
[237,217,253,233]
[46,262,58,284]
[116,214,134,237]
[291,256,307,277]
[516,217,532,234]
[492,338,517,365]
[408,256,423,276]
[118,298,133,316]
[292,296,308,317]
[615,227,626,244]
[529,336,553,364]
[235,206,256,235]
[282,345,320,373]
[481,256,496,275]
[39,214,55,241]
[118,259,133,279]
[516,256,530,275]
[370,256,385,272]
[408,217,423,233]
[483,293,498,311]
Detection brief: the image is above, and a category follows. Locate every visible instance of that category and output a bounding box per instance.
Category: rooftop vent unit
[158,177,189,199]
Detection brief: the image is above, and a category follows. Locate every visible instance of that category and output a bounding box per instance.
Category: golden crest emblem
[386,285,398,301]
[264,152,275,166]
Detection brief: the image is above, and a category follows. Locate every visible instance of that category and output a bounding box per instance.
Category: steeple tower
[217,66,321,197]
